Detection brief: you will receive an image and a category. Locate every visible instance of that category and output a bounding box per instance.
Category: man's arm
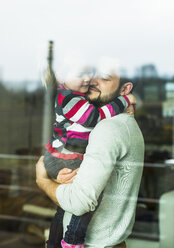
[36,156,78,206]
[55,118,129,216]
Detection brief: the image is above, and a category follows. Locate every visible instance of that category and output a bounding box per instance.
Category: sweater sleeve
[56,118,129,216]
[58,91,130,127]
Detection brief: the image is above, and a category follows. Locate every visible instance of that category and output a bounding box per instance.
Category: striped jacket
[45,86,130,157]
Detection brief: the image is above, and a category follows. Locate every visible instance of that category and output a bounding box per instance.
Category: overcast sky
[0,0,174,85]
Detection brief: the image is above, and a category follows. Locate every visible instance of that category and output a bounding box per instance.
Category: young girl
[44,75,135,248]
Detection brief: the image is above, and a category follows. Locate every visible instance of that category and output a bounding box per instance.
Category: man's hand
[56,168,79,184]
[35,156,79,206]
[36,156,79,186]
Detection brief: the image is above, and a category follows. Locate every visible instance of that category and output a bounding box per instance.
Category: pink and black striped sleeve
[59,92,130,127]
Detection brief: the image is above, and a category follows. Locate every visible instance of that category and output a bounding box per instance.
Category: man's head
[86,74,133,106]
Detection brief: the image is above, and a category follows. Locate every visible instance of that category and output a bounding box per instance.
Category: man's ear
[119,82,133,96]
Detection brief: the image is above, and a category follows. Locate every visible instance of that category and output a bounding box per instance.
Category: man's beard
[86,86,120,107]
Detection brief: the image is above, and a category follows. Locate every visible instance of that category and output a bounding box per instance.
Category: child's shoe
[61,239,84,248]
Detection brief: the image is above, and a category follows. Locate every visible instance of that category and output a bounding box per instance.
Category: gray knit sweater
[56,113,144,248]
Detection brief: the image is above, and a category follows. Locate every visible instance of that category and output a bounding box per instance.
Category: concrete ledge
[23,204,56,217]
[127,238,159,248]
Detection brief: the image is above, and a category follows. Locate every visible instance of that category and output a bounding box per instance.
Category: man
[36,72,144,248]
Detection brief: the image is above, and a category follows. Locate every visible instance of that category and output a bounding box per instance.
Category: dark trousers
[46,207,64,248]
[46,207,94,247]
[44,150,103,246]
[46,194,103,247]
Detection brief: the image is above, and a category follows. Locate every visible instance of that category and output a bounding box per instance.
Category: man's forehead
[97,72,120,80]
[97,56,121,75]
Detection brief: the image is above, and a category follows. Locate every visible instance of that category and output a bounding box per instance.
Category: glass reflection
[0,47,174,247]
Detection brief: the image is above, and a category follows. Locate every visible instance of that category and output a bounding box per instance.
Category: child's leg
[44,151,83,247]
[63,211,94,245]
[62,192,103,246]
[46,206,65,248]
[44,150,81,179]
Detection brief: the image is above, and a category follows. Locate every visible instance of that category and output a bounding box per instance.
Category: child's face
[65,75,90,93]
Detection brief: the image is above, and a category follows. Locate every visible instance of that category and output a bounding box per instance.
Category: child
[44,75,136,248]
